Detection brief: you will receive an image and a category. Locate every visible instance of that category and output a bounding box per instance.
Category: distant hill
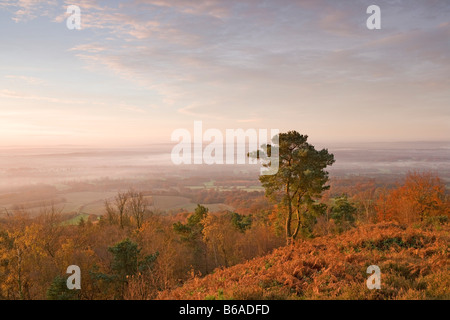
[158,222,449,300]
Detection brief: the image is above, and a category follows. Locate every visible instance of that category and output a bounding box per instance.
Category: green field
[61,213,90,226]
[62,191,117,214]
[0,189,236,219]
[148,195,234,212]
[186,185,263,192]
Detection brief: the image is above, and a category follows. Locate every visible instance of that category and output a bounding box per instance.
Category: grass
[60,213,90,226]
[186,185,263,192]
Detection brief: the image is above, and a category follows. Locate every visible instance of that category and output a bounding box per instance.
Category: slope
[158,222,449,300]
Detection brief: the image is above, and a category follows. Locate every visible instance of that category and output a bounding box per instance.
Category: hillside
[158,222,449,300]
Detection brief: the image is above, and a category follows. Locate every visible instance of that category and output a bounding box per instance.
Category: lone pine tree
[250,131,334,244]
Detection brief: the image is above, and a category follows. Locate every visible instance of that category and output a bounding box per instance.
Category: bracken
[157,222,450,300]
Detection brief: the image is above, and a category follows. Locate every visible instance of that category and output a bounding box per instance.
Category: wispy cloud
[1,0,449,144]
[0,0,58,22]
[5,75,46,85]
[0,89,83,104]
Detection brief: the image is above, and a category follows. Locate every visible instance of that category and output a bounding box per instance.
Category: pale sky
[0,0,449,146]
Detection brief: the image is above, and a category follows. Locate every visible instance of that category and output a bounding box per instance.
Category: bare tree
[115,192,130,229]
[104,199,117,225]
[104,191,130,229]
[127,189,148,229]
[38,202,64,258]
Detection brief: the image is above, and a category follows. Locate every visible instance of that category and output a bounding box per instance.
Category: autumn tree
[133,218,188,294]
[104,199,117,226]
[375,186,394,222]
[104,191,130,229]
[37,203,64,258]
[250,131,334,244]
[376,171,449,224]
[352,179,377,222]
[127,189,150,229]
[202,213,243,268]
[0,212,60,299]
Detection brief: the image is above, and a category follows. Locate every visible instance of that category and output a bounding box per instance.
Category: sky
[0,0,449,146]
